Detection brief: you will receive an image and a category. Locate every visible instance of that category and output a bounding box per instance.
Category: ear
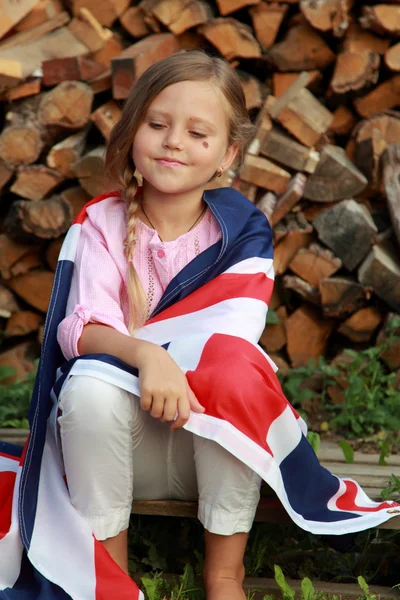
[221,144,239,171]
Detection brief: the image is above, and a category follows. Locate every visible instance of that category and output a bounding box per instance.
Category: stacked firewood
[0,0,399,382]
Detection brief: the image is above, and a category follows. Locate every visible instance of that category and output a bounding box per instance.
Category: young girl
[56,50,261,600]
[1,50,398,600]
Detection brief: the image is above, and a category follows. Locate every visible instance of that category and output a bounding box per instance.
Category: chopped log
[249,3,288,50]
[90,32,124,69]
[247,101,273,155]
[75,146,106,196]
[0,234,39,280]
[259,306,287,353]
[68,8,111,52]
[0,11,70,51]
[260,127,319,173]
[216,0,260,16]
[283,275,321,305]
[240,72,265,111]
[5,311,43,337]
[319,276,370,317]
[274,229,313,276]
[241,154,291,194]
[4,195,73,241]
[111,34,179,99]
[300,0,353,37]
[0,285,19,318]
[288,243,342,287]
[358,242,400,312]
[60,185,91,219]
[328,106,356,137]
[377,313,400,370]
[382,143,400,248]
[303,145,368,202]
[343,23,390,55]
[0,20,89,80]
[46,129,88,178]
[385,43,400,72]
[272,71,321,98]
[286,305,334,367]
[0,342,36,384]
[42,56,106,87]
[8,271,54,312]
[9,250,43,277]
[89,69,112,94]
[0,59,23,94]
[268,74,334,147]
[0,123,44,169]
[256,191,277,221]
[90,100,122,140]
[233,180,258,203]
[119,6,152,38]
[268,23,335,71]
[269,173,306,227]
[10,165,64,201]
[330,50,380,94]
[140,0,212,35]
[353,75,400,118]
[0,160,13,191]
[0,0,41,39]
[2,77,41,103]
[38,80,94,128]
[46,237,64,270]
[360,5,400,37]
[14,0,64,32]
[338,307,382,343]
[198,18,261,61]
[314,199,377,271]
[68,0,130,27]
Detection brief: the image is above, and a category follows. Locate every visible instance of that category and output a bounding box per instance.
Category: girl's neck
[138,181,207,242]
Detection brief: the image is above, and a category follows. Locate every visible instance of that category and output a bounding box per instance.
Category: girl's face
[132,80,238,195]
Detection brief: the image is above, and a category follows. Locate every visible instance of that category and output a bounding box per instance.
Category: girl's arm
[79,323,205,429]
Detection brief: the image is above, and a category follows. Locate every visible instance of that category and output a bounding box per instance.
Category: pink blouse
[57,194,222,360]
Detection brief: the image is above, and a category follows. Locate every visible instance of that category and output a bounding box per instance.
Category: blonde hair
[104,50,255,332]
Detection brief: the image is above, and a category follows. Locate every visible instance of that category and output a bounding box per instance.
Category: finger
[171,397,190,431]
[140,386,152,411]
[188,386,205,413]
[150,394,165,419]
[161,396,178,422]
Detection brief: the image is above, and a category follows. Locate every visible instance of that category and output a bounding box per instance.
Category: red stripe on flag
[147,272,274,324]
[336,480,395,512]
[0,471,16,540]
[94,538,141,600]
[187,333,296,454]
[0,451,21,463]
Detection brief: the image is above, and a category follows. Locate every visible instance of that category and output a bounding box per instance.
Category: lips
[156,157,187,167]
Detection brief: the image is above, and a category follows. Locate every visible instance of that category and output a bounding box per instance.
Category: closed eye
[190,131,207,138]
[149,122,165,129]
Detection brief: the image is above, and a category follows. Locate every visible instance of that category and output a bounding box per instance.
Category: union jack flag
[0,188,399,598]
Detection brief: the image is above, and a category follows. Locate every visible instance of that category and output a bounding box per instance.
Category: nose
[162,126,184,151]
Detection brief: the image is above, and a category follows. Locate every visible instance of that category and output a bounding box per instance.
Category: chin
[144,175,206,195]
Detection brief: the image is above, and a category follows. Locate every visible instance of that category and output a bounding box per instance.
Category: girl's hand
[136,341,205,430]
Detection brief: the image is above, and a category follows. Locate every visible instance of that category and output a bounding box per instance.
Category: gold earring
[216,166,224,177]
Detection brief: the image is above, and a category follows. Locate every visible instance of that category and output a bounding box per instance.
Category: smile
[156,158,187,167]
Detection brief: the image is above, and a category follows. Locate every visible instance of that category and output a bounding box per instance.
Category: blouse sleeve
[57,217,130,360]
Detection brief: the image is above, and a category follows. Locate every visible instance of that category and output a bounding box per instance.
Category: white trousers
[58,375,261,541]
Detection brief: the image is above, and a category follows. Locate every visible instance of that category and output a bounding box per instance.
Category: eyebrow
[146,110,217,132]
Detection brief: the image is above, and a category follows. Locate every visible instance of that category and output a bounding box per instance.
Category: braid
[123,172,147,333]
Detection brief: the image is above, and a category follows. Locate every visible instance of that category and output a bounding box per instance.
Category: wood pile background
[0,0,400,385]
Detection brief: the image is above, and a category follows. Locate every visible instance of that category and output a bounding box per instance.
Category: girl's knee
[58,375,133,435]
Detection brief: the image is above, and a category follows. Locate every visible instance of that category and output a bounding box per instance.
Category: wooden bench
[1,430,399,529]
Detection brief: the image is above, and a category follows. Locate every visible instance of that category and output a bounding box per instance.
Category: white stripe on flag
[136,297,267,346]
[28,427,97,600]
[266,405,302,465]
[58,223,82,263]
[223,257,274,278]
